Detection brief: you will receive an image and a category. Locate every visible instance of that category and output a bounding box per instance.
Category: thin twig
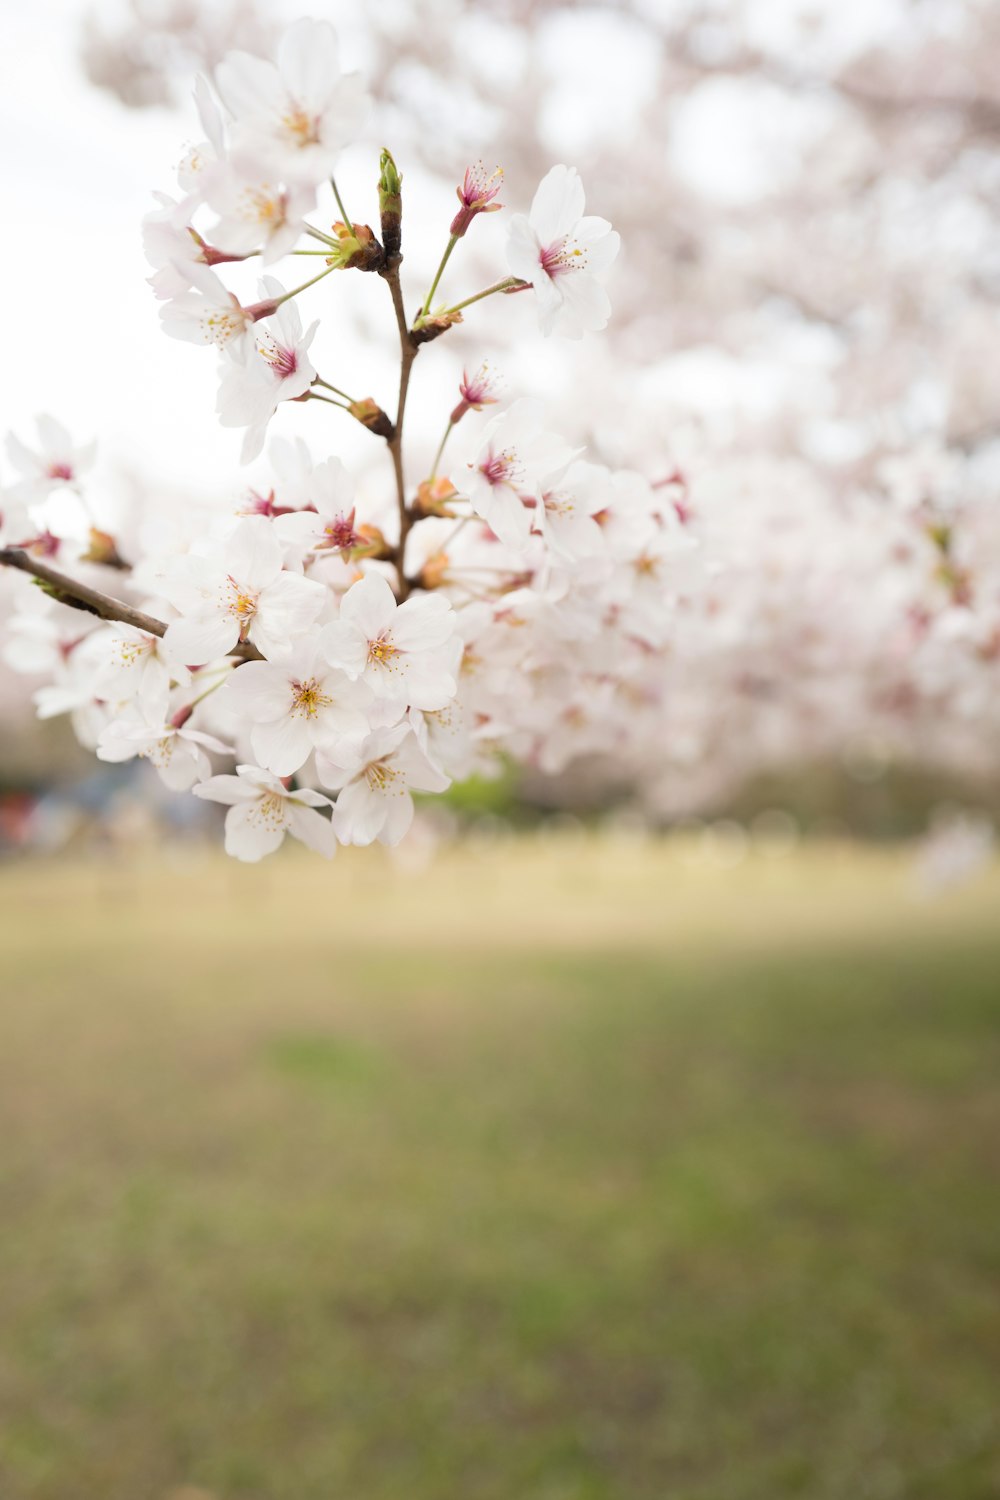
[0,547,263,661]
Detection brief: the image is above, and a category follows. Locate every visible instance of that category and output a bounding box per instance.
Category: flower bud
[326,222,385,273]
[353,524,392,561]
[411,309,464,346]
[348,398,395,440]
[414,477,460,518]
[378,148,403,260]
[416,551,452,590]
[80,527,127,570]
[451,162,504,238]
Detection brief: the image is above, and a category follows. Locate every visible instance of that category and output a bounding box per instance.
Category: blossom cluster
[1,17,697,863]
[28,0,997,835]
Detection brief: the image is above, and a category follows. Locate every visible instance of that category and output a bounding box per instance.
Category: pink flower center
[47,462,73,481]
[479,446,522,489]
[322,513,361,551]
[261,338,298,380]
[539,238,585,280]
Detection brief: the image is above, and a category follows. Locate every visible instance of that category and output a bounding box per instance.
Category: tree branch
[381,259,419,598]
[0,547,264,661]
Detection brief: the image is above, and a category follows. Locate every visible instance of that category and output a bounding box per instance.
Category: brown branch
[0,547,263,661]
[380,258,420,599]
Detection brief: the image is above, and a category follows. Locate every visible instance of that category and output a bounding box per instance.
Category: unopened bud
[378,148,403,260]
[348,398,395,440]
[80,527,127,570]
[411,309,464,346]
[417,551,452,590]
[326,222,385,273]
[353,524,393,561]
[414,477,460,518]
[927,520,952,555]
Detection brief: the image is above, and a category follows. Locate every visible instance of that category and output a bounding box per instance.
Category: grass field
[0,836,998,1500]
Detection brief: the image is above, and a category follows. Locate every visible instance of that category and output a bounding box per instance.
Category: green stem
[330,176,351,227]
[425,277,523,323]
[313,376,355,402]
[305,224,339,248]
[430,419,456,481]
[186,670,233,712]
[440,514,474,552]
[275,265,336,305]
[308,392,350,411]
[420,234,459,320]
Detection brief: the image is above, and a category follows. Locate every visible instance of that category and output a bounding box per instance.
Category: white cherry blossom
[92,624,185,715]
[317,725,450,847]
[5,416,95,506]
[214,18,370,186]
[206,163,314,265]
[320,571,458,713]
[159,263,260,351]
[193,764,335,861]
[160,517,326,664]
[463,398,579,551]
[176,74,228,197]
[274,457,361,565]
[222,643,372,776]
[96,709,232,791]
[217,279,318,462]
[506,165,620,338]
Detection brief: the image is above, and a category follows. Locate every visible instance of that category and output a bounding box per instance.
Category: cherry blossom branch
[0,547,264,661]
[381,259,420,595]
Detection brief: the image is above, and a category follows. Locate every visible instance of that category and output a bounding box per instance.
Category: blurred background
[1,2,999,1497]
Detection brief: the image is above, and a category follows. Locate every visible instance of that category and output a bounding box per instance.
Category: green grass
[0,838,998,1499]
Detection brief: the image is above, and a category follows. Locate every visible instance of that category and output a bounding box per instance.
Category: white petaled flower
[159,263,258,351]
[142,192,209,301]
[222,643,372,776]
[463,397,579,551]
[536,459,609,562]
[0,494,33,550]
[96,709,233,792]
[206,163,314,265]
[2,608,95,675]
[320,571,458,713]
[217,278,318,462]
[274,457,362,565]
[506,165,620,338]
[177,75,228,197]
[160,517,326,665]
[93,624,186,715]
[317,725,450,847]
[214,19,370,186]
[193,764,336,861]
[5,415,95,506]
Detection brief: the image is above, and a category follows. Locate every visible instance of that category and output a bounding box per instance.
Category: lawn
[0,837,998,1499]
